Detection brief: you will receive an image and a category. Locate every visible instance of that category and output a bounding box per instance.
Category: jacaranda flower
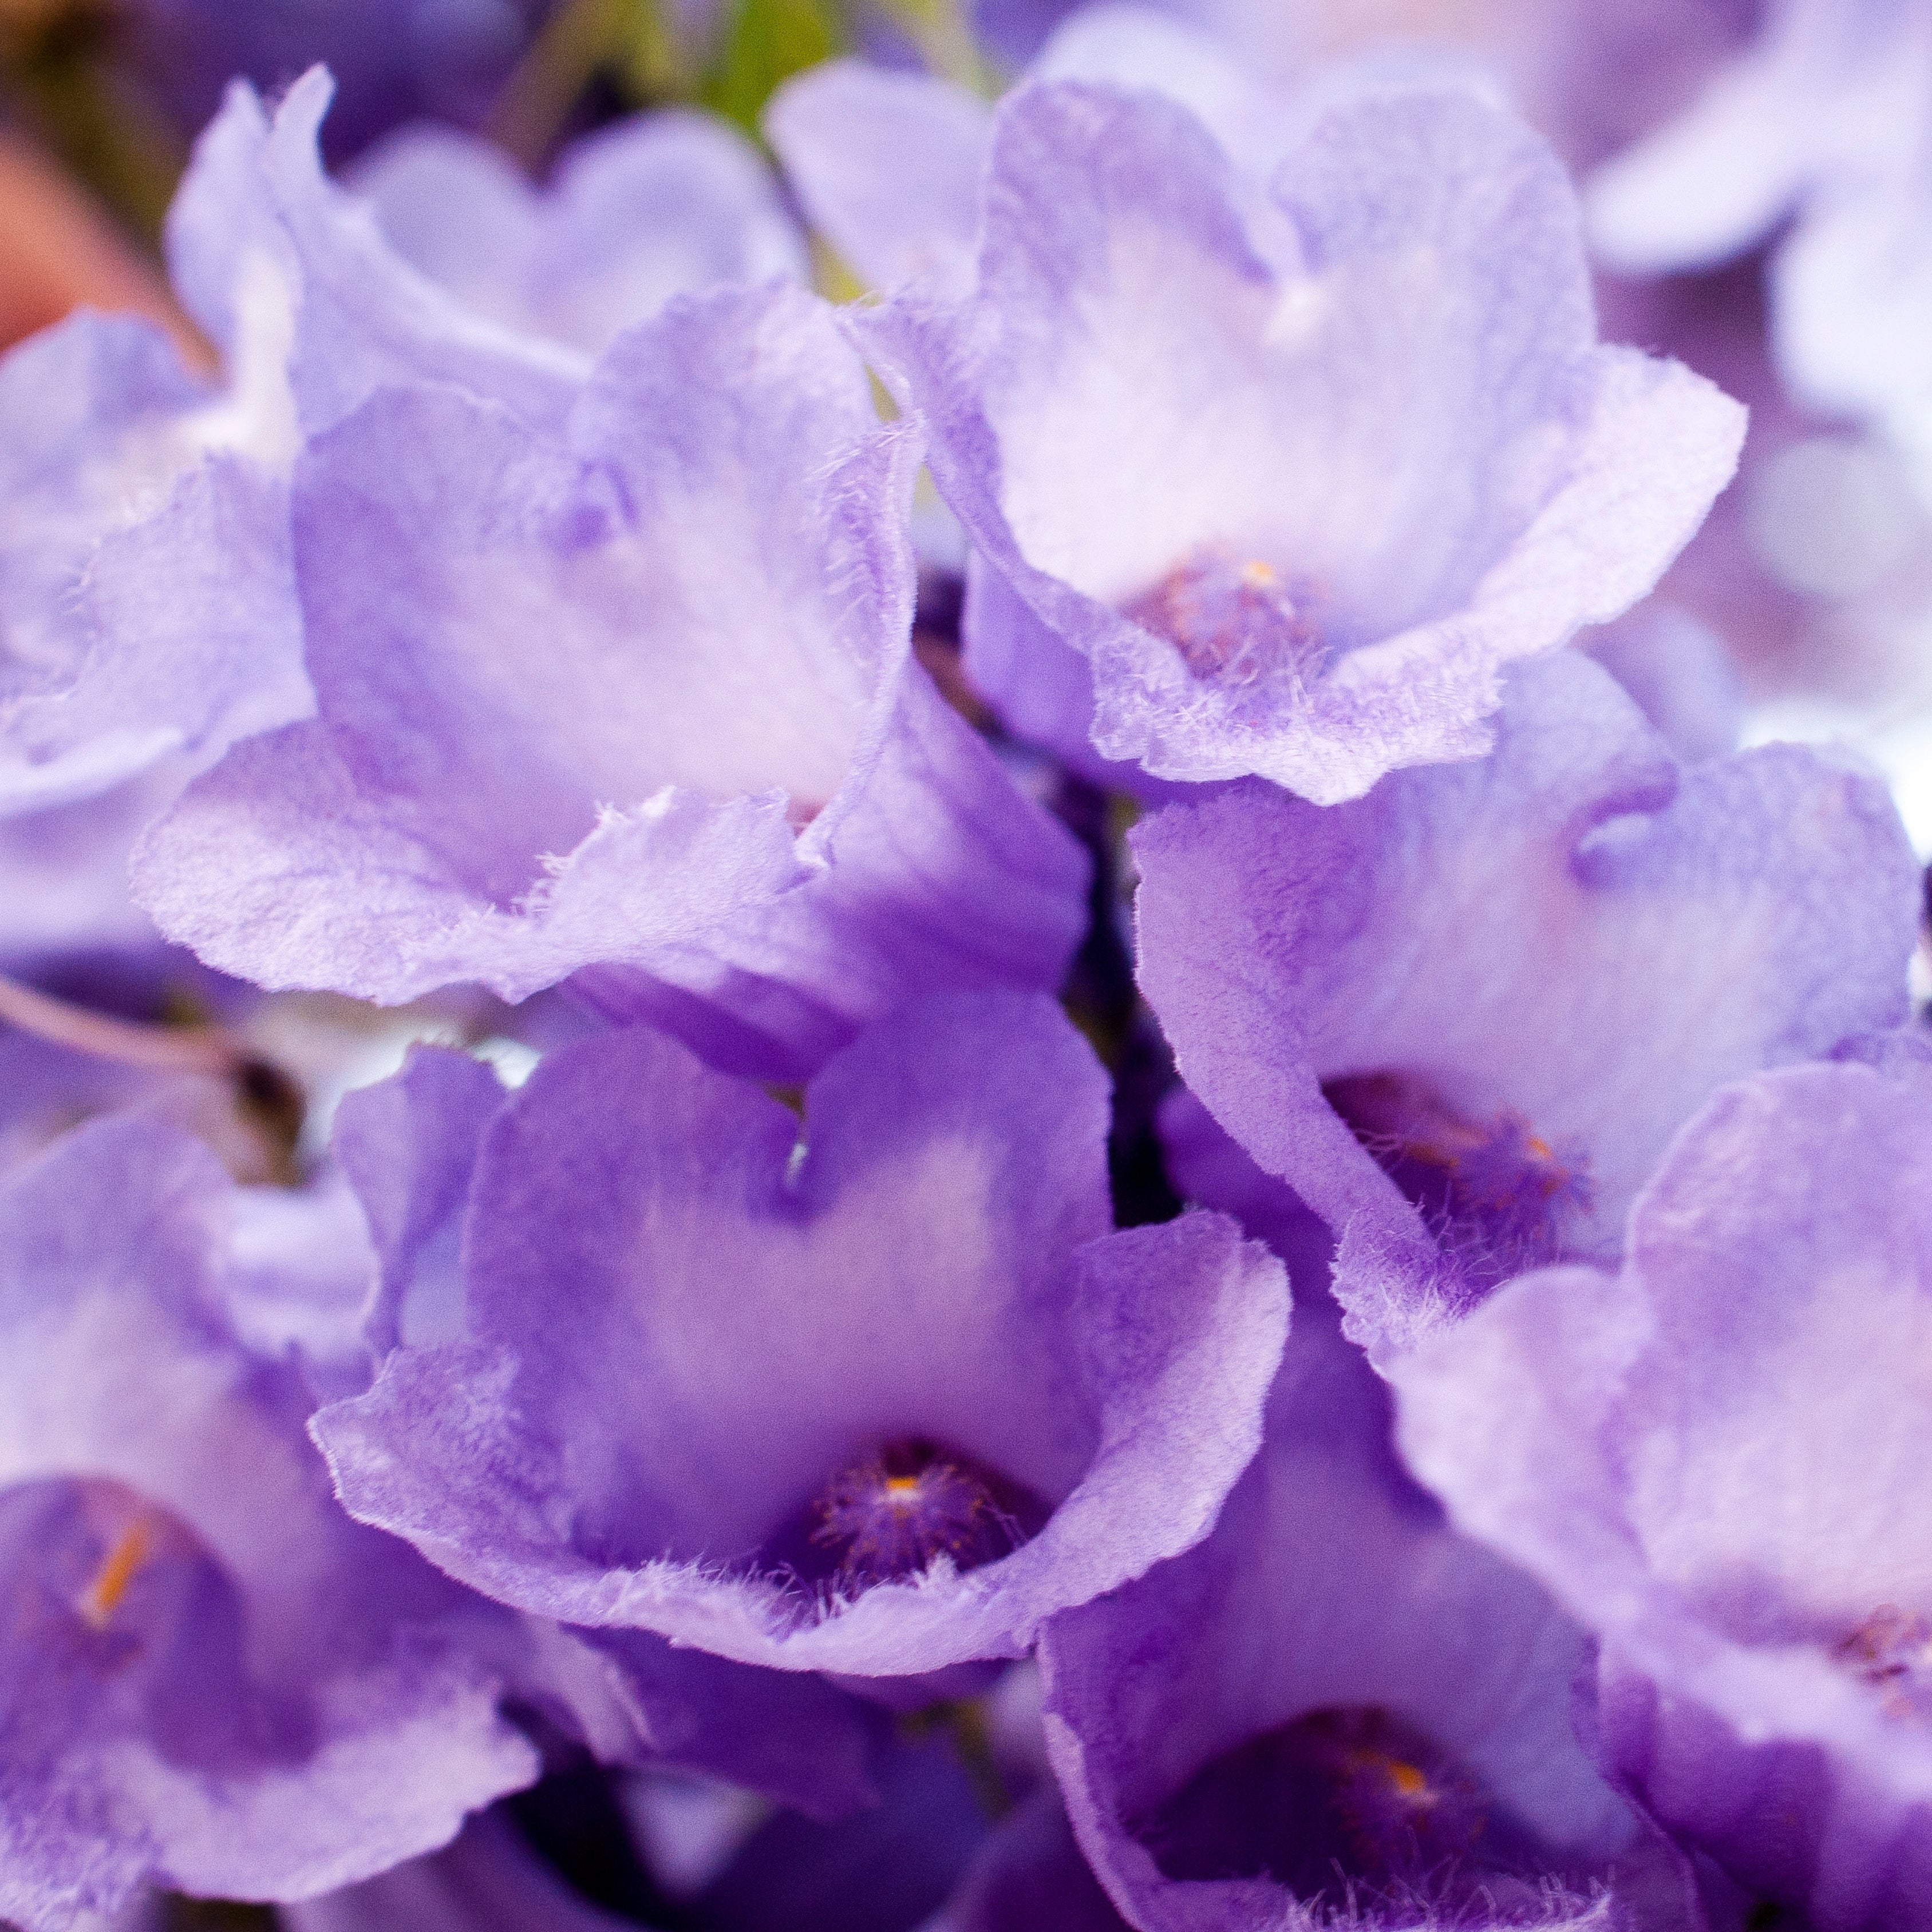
[313,993,1289,1681]
[1395,1049,1932,1931]
[0,1114,539,1929]
[129,274,1086,1078]
[351,110,804,358]
[855,78,1744,800]
[1133,650,1918,1359]
[1041,1301,1683,1930]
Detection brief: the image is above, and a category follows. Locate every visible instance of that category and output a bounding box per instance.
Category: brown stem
[0,973,243,1076]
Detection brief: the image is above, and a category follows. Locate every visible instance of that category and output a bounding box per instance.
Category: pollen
[1121,547,1325,692]
[1143,1704,1499,1898]
[1338,1738,1440,1809]
[1323,1072,1593,1297]
[1836,1605,1932,1719]
[811,1440,1024,1587]
[77,1520,151,1630]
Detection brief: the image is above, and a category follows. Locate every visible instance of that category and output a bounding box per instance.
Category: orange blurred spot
[77,1519,149,1627]
[0,128,210,366]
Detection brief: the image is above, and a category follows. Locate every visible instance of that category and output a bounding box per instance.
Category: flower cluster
[1,3,1930,1930]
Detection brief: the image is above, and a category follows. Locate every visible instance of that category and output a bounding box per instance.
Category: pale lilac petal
[860,82,1744,797]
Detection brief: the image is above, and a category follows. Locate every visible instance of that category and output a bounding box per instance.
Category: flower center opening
[1836,1606,1932,1721]
[802,1438,1038,1589]
[2,1478,186,1655]
[1138,1705,1544,1908]
[1121,549,1327,693]
[1325,1073,1591,1303]
[0,1476,315,1772]
[2,1476,215,1694]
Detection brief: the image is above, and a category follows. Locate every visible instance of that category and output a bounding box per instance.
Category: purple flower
[1590,1,1932,487]
[129,267,1086,1080]
[0,77,916,1059]
[1133,650,1919,1360]
[0,1113,540,1928]
[1393,1050,1932,1930]
[768,13,1927,754]
[312,992,1289,1681]
[329,1042,910,1822]
[350,110,805,357]
[854,78,1743,800]
[0,300,306,818]
[1040,1302,1684,1930]
[165,70,576,441]
[939,1788,1128,1932]
[0,71,811,879]
[0,1089,890,1932]
[765,58,992,300]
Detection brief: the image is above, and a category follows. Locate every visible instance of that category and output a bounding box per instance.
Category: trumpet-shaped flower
[313,993,1289,1682]
[856,80,1743,799]
[1395,1053,1932,1930]
[1041,1306,1683,1930]
[131,279,1086,1079]
[0,1115,539,1928]
[1133,650,1917,1360]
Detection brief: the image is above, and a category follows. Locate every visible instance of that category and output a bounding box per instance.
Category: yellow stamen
[1387,1760,1428,1800]
[78,1522,150,1629]
[1239,559,1278,588]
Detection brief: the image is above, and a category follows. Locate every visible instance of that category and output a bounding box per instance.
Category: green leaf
[699,0,847,138]
[611,0,697,101]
